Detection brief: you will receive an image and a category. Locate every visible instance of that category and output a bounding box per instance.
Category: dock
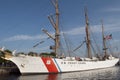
[0,67,20,75]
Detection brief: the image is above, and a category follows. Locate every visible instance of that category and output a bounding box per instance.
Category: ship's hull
[7,56,119,74]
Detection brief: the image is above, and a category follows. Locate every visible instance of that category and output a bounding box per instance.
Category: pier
[0,67,20,74]
[0,68,9,74]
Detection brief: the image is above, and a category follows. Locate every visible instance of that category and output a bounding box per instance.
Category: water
[0,66,120,80]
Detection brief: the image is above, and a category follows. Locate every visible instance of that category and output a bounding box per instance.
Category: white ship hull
[6,56,119,74]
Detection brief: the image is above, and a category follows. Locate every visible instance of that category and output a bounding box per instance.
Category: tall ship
[0,0,119,74]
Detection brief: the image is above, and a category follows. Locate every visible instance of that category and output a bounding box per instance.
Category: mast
[55,0,60,55]
[84,7,92,59]
[101,20,107,58]
[49,0,60,56]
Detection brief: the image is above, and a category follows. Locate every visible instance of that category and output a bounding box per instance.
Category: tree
[15,52,25,56]
[4,49,12,54]
[39,52,56,57]
[0,51,4,57]
[50,52,56,57]
[40,52,49,56]
[28,52,38,56]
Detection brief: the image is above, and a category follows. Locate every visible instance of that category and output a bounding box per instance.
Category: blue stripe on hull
[54,58,62,72]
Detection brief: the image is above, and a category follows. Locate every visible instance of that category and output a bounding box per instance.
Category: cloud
[64,23,120,36]
[105,7,120,12]
[3,34,47,41]
[22,46,50,53]
[65,26,85,35]
[101,6,120,13]
[3,22,120,42]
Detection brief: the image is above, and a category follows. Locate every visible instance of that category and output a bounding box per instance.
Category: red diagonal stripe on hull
[41,57,58,73]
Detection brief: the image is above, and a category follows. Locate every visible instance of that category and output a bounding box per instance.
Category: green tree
[0,51,5,64]
[4,49,12,54]
[28,52,38,56]
[0,51,4,57]
[50,52,56,57]
[40,52,49,56]
[40,52,56,57]
[15,52,25,56]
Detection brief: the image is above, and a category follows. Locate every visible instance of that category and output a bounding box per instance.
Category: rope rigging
[33,37,50,48]
[73,41,86,52]
[89,26,101,54]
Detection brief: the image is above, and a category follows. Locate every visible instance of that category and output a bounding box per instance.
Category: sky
[0,0,120,55]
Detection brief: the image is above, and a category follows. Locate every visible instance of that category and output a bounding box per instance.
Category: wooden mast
[50,0,60,56]
[84,7,92,59]
[101,20,107,58]
[55,0,60,56]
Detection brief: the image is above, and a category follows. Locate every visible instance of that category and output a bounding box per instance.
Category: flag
[105,34,112,40]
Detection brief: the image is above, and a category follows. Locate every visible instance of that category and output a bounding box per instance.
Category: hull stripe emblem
[41,57,58,73]
[54,58,62,72]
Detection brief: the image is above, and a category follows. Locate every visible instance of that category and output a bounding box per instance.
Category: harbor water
[0,66,120,80]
